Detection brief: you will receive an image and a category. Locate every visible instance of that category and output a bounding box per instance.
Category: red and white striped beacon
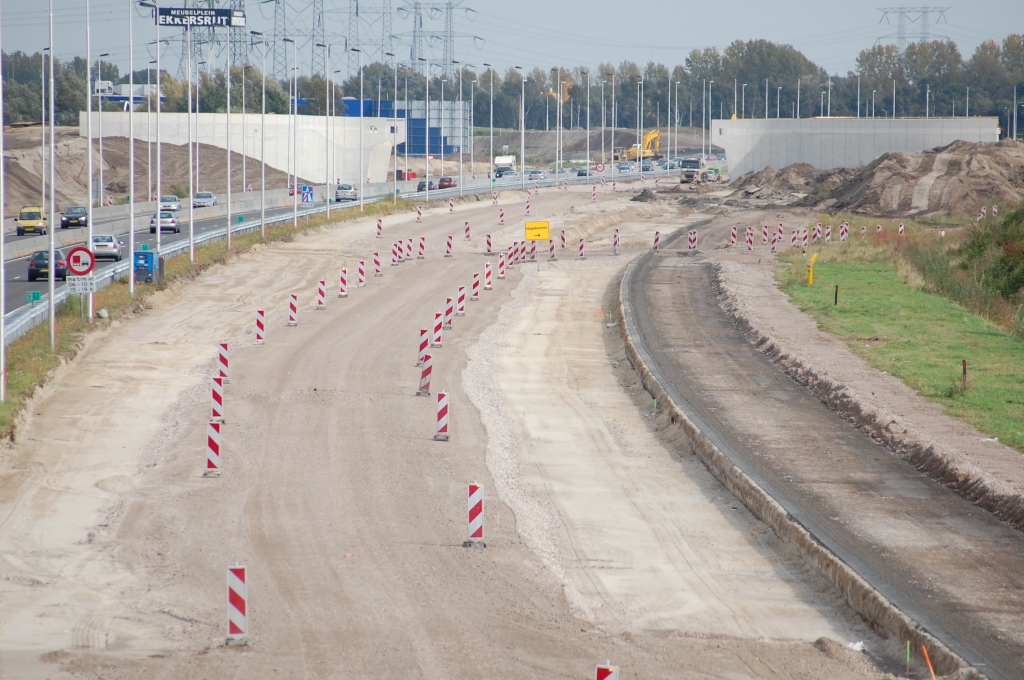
[205,421,221,477]
[418,328,429,366]
[417,354,433,396]
[463,483,485,547]
[287,295,298,326]
[464,220,471,240]
[338,269,348,298]
[471,273,481,301]
[434,392,450,441]
[376,218,382,238]
[456,286,467,315]
[373,252,382,276]
[444,297,454,330]
[358,260,366,287]
[226,565,247,642]
[445,235,453,258]
[579,238,586,260]
[218,343,230,382]
[211,377,225,423]
[498,253,506,279]
[418,237,426,259]
[316,280,327,309]
[255,309,265,345]
[432,312,443,348]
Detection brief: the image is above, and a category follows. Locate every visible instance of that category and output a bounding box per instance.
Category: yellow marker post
[806,253,818,285]
[525,220,550,241]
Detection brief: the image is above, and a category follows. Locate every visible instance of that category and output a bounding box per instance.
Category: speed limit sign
[595,162,605,172]
[66,246,95,276]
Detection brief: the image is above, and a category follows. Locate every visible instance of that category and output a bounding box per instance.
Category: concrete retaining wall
[80,112,406,185]
[714,117,999,177]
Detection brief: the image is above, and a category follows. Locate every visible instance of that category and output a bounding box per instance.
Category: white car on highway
[192,191,217,208]
[160,195,182,212]
[150,211,180,234]
[91,234,125,261]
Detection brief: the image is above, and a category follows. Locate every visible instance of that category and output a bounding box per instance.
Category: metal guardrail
[2,170,669,346]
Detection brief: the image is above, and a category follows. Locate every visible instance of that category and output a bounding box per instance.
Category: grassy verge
[0,196,426,438]
[775,215,1024,452]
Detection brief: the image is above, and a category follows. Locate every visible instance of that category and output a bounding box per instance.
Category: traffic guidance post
[416,354,433,396]
[463,483,485,547]
[338,269,348,298]
[317,280,327,309]
[444,297,454,330]
[288,295,298,326]
[226,565,247,643]
[218,343,230,383]
[457,286,467,316]
[205,421,221,477]
[255,310,265,345]
[211,377,225,423]
[434,392,450,441]
[418,328,429,365]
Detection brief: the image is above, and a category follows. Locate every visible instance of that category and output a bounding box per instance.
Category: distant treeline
[3,36,1023,135]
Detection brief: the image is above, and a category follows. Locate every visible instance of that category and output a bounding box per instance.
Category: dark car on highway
[28,249,67,282]
[60,206,88,228]
[416,180,437,192]
[438,176,456,189]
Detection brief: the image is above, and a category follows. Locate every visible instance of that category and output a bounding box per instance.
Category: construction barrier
[464,483,485,546]
[227,565,247,641]
[561,229,566,249]
[492,191,498,205]
[471,272,481,301]
[432,312,443,348]
[613,228,619,255]
[457,285,466,315]
[790,229,798,248]
[358,260,366,287]
[762,224,769,245]
[288,295,298,326]
[525,199,531,215]
[418,328,429,366]
[211,377,225,423]
[654,231,660,251]
[205,421,221,477]
[418,237,426,259]
[416,205,422,222]
[218,342,230,382]
[861,225,867,237]
[486,234,492,254]
[376,218,382,238]
[464,220,471,241]
[339,269,348,298]
[498,254,506,279]
[255,309,265,345]
[434,392,449,441]
[444,297,454,330]
[417,354,433,396]
[825,225,832,242]
[449,198,454,213]
[899,222,904,235]
[549,239,556,260]
[374,252,382,276]
[484,262,493,290]
[445,235,453,258]
[506,245,514,269]
[876,224,882,233]
[317,280,327,309]
[801,229,809,248]
[530,240,537,261]
[730,226,737,246]
[579,238,586,260]
[499,208,505,224]
[687,230,698,250]
[405,238,413,260]
[595,665,619,680]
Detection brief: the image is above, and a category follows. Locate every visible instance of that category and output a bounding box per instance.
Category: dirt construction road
[628,221,1024,680]
[1,187,885,678]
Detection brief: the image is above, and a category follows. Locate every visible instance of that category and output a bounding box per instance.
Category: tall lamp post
[47,0,56,348]
[243,64,253,195]
[251,31,268,238]
[351,47,364,211]
[483,63,493,180]
[417,57,429,203]
[583,69,590,174]
[96,52,109,210]
[140,2,165,257]
[777,87,782,118]
[1,4,6,396]
[607,71,615,172]
[452,59,464,196]
[386,51,397,203]
[315,43,331,217]
[283,37,297,228]
[85,0,95,322]
[515,65,525,190]
[128,4,136,296]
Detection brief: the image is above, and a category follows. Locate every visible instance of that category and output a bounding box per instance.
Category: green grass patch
[0,195,429,438]
[776,254,1024,452]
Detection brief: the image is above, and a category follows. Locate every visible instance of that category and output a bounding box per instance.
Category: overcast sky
[1,1,1018,79]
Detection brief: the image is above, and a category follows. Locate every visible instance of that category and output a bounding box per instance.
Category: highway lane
[2,201,305,318]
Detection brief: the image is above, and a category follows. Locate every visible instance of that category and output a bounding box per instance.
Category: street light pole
[140,2,165,257]
[796,78,800,119]
[258,40,265,237]
[316,43,330,217]
[185,28,193,258]
[483,63,493,180]
[453,60,463,196]
[741,83,746,119]
[777,87,781,118]
[515,65,524,191]
[584,69,590,174]
[225,26,233,250]
[97,53,109,210]
[352,47,364,211]
[48,0,56,349]
[243,64,252,195]
[282,38,297,228]
[86,0,94,322]
[128,9,135,297]
[386,51,397,204]
[418,57,429,202]
[1,4,6,397]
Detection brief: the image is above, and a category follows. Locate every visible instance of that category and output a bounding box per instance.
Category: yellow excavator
[614,129,661,161]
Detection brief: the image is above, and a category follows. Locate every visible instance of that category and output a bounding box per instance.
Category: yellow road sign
[525,220,550,241]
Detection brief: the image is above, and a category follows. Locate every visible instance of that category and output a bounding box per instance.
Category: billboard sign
[156,7,245,28]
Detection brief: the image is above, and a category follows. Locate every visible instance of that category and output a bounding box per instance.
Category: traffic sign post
[67,276,96,295]
[66,246,95,277]
[525,220,550,242]
[301,185,314,204]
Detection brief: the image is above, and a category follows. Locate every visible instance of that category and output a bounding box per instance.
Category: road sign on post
[301,185,314,203]
[66,246,95,276]
[525,220,550,241]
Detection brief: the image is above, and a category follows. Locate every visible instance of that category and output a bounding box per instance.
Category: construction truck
[613,129,661,161]
[494,155,517,176]
[679,157,708,184]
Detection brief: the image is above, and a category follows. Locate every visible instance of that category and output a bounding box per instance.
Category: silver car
[91,234,124,261]
[160,195,182,211]
[150,211,180,234]
[335,183,357,202]
[193,191,217,208]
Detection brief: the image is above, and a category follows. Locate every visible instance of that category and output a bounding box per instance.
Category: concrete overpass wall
[79,112,406,185]
[712,117,1000,178]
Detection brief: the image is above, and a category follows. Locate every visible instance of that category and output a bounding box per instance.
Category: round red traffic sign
[595,162,605,172]
[66,246,95,276]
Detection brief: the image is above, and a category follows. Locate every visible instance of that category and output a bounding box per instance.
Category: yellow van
[15,207,47,236]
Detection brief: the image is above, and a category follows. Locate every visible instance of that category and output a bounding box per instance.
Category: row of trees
[3,35,1023,135]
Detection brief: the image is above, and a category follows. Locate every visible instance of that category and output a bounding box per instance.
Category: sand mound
[731,163,857,202]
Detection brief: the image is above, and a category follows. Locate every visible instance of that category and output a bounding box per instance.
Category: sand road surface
[0,188,882,678]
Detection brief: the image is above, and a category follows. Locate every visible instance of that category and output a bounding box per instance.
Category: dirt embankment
[2,125,302,218]
[730,139,1024,217]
